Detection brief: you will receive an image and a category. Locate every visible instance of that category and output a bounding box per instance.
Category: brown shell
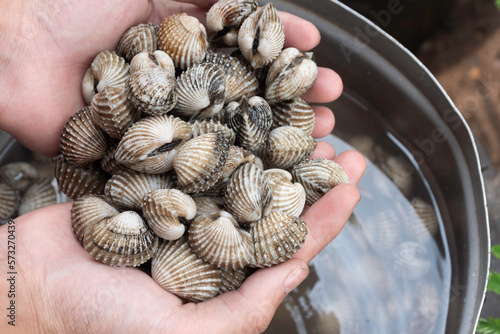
[264,169,306,217]
[265,126,317,169]
[18,178,57,215]
[31,153,55,179]
[379,154,413,196]
[206,0,257,41]
[0,182,20,219]
[129,51,175,76]
[348,135,377,162]
[116,23,159,62]
[272,97,315,135]
[405,198,439,243]
[0,162,38,191]
[219,267,248,294]
[193,196,224,217]
[100,144,128,175]
[189,119,235,145]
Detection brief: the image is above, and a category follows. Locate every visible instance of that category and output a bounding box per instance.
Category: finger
[311,106,335,138]
[172,0,217,10]
[311,141,335,160]
[334,150,366,187]
[280,11,321,51]
[302,68,343,103]
[150,3,208,24]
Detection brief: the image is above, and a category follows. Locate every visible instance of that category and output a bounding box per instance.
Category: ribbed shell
[31,153,55,179]
[250,211,308,268]
[142,189,197,240]
[0,182,20,219]
[0,162,38,191]
[265,48,318,103]
[152,236,222,302]
[265,126,317,170]
[348,135,377,162]
[60,106,107,167]
[116,23,159,62]
[405,198,439,243]
[100,144,128,175]
[379,155,413,196]
[193,196,224,216]
[82,51,130,105]
[71,195,120,243]
[83,211,158,267]
[392,241,431,280]
[264,169,305,217]
[207,0,257,41]
[203,51,259,103]
[272,97,315,135]
[126,67,177,116]
[158,13,208,70]
[291,159,349,206]
[238,3,284,69]
[363,209,402,254]
[189,211,254,269]
[173,131,231,194]
[104,170,174,210]
[224,162,273,225]
[115,115,192,174]
[18,178,57,215]
[53,155,107,200]
[189,119,235,145]
[174,63,226,120]
[219,267,247,294]
[129,51,175,76]
[91,86,139,139]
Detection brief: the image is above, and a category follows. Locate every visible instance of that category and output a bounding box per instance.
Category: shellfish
[116,23,159,62]
[272,97,315,135]
[265,126,317,170]
[264,169,306,217]
[219,267,247,294]
[0,182,20,220]
[193,196,225,216]
[129,51,176,76]
[189,119,235,145]
[18,178,57,216]
[0,162,38,192]
[207,0,258,43]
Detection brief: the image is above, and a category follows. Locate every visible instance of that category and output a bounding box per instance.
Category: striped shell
[379,154,413,196]
[219,267,247,294]
[207,0,258,42]
[0,162,38,191]
[173,131,231,194]
[31,153,55,179]
[265,48,318,103]
[152,236,222,302]
[158,13,208,70]
[363,209,402,254]
[238,3,284,69]
[392,241,431,280]
[18,178,57,215]
[60,106,107,167]
[291,159,349,206]
[142,189,197,240]
[82,51,130,105]
[348,135,377,162]
[188,211,254,269]
[0,182,20,219]
[115,115,192,174]
[265,126,317,169]
[193,196,225,216]
[250,211,308,268]
[100,144,128,175]
[405,198,439,243]
[129,51,175,76]
[190,119,235,145]
[83,211,158,267]
[272,97,315,135]
[116,23,159,62]
[104,170,174,210]
[264,169,306,217]
[174,63,226,120]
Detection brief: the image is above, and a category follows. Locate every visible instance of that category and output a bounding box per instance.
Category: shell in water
[362,209,403,254]
[116,23,159,62]
[126,67,177,116]
[174,63,226,120]
[265,48,318,103]
[91,85,139,139]
[0,182,20,220]
[53,155,107,200]
[189,119,235,145]
[142,189,197,240]
[129,51,176,76]
[291,159,349,206]
[82,51,130,105]
[392,241,431,280]
[152,236,222,303]
[272,97,315,135]
[158,13,208,70]
[265,126,317,170]
[188,211,254,269]
[104,170,174,210]
[404,198,439,244]
[203,51,259,103]
[238,3,284,69]
[207,0,257,42]
[83,211,158,267]
[250,210,308,268]
[224,162,273,225]
[173,131,231,194]
[60,106,107,167]
[193,196,224,217]
[348,135,377,162]
[219,267,247,294]
[264,169,306,217]
[379,154,413,196]
[18,178,57,215]
[115,115,192,174]
[71,195,120,243]
[0,162,38,192]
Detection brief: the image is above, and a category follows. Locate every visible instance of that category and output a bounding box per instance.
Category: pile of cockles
[56,0,349,302]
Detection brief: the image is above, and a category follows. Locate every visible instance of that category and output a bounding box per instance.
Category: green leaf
[488,271,500,294]
[492,245,500,260]
[496,0,500,10]
[477,317,500,333]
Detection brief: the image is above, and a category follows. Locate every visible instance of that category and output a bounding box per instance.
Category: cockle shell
[219,267,247,294]
[405,198,439,243]
[265,126,317,169]
[84,211,158,267]
[193,196,225,216]
[238,3,284,69]
[362,209,402,254]
[207,0,258,42]
[272,97,315,135]
[250,210,308,268]
[392,241,431,280]
[204,51,259,103]
[189,119,235,145]
[378,153,413,196]
[116,23,159,62]
[0,182,20,220]
[158,13,208,70]
[71,195,120,243]
[264,169,306,217]
[53,155,107,200]
[224,162,273,225]
[173,131,231,194]
[348,135,377,162]
[18,178,57,215]
[174,63,226,120]
[82,51,130,105]
[0,162,38,191]
[188,211,254,269]
[60,106,108,167]
[104,170,174,210]
[100,144,128,175]
[129,51,176,76]
[265,48,318,103]
[115,115,192,174]
[142,189,197,240]
[31,153,55,179]
[291,159,348,206]
[152,236,222,302]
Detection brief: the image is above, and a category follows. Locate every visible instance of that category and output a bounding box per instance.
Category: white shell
[18,178,57,215]
[264,169,306,217]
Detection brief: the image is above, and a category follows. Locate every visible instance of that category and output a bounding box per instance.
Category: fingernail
[284,268,308,293]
